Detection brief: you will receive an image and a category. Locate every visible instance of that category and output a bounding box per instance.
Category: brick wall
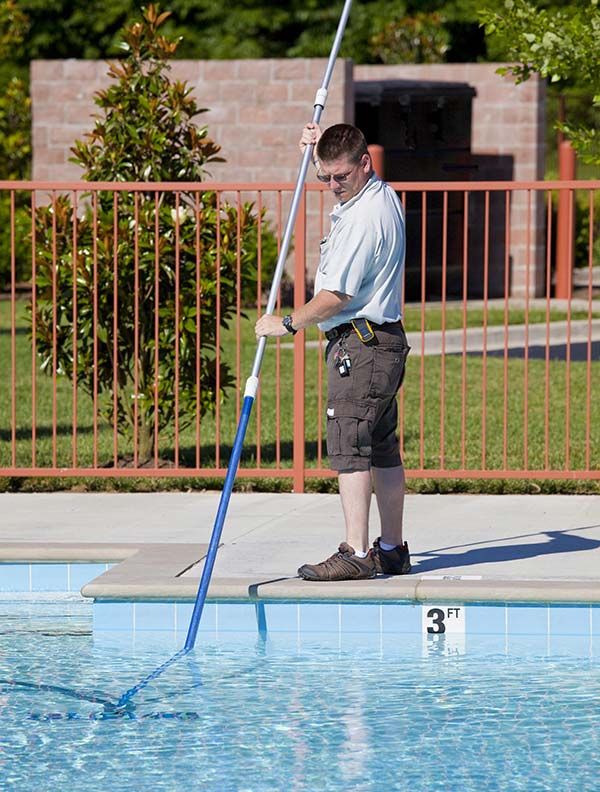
[31,59,545,297]
[31,58,352,183]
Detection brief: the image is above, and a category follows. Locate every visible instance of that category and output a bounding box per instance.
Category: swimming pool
[2,595,600,791]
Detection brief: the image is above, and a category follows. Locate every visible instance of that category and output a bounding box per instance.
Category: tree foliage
[0,0,27,59]
[0,0,29,180]
[0,0,30,287]
[370,12,450,64]
[0,72,30,178]
[13,0,486,65]
[0,76,31,286]
[480,0,600,163]
[29,5,277,463]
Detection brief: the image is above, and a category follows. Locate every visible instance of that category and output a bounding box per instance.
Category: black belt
[324,320,402,342]
[324,323,353,341]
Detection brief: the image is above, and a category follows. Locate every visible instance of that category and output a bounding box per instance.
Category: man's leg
[298,333,379,581]
[371,464,405,547]
[370,463,411,575]
[297,469,377,581]
[338,469,372,554]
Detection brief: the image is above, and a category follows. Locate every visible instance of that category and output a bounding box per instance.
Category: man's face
[318,153,371,203]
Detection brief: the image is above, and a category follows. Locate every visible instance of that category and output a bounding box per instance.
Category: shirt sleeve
[319,218,377,297]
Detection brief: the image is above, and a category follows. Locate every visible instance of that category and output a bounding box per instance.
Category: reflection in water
[340,698,369,787]
[2,603,600,791]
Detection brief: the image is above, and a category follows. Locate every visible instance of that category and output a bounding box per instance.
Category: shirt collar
[330,172,379,219]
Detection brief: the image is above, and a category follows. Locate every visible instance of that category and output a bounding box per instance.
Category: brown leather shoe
[298,542,377,581]
[371,537,411,575]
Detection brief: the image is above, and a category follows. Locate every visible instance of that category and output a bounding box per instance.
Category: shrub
[0,195,31,286]
[551,190,600,277]
[29,5,277,463]
[573,190,600,270]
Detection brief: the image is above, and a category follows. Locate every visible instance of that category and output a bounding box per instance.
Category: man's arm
[300,122,323,170]
[255,289,351,338]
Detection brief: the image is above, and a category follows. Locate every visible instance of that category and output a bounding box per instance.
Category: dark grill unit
[356,80,510,301]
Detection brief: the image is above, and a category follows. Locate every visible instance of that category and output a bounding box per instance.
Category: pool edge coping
[4,542,600,604]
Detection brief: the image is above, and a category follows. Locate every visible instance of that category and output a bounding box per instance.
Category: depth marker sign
[422,605,466,635]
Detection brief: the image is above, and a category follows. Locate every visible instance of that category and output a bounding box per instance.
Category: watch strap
[282,315,297,335]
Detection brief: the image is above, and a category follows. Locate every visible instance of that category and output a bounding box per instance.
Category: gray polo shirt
[314,172,405,332]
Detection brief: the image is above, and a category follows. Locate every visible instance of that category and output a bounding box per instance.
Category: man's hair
[316,124,368,164]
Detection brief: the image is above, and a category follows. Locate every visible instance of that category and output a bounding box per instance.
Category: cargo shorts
[325,321,410,472]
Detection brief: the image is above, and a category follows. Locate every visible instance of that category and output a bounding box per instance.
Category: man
[255,122,410,581]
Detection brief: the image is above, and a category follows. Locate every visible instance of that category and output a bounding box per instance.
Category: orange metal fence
[0,179,599,487]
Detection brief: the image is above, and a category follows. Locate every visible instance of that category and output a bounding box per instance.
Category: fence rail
[1,179,599,486]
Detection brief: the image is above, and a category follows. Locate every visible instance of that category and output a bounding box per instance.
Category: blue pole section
[184,395,255,649]
[116,647,191,709]
[185,0,354,651]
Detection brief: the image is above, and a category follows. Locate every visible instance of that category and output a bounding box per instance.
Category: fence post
[292,190,306,492]
[555,140,576,299]
[368,144,385,179]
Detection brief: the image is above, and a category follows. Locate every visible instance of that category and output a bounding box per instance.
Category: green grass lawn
[401,305,598,333]
[1,299,599,493]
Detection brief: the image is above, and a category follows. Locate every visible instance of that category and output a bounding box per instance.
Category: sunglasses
[316,161,361,184]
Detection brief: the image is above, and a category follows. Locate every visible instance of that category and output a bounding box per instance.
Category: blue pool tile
[69,563,107,593]
[177,602,217,633]
[192,630,219,643]
[135,603,175,632]
[93,602,134,631]
[382,603,421,634]
[506,635,548,656]
[175,602,194,631]
[507,605,548,635]
[299,603,340,633]
[0,564,30,592]
[31,564,68,591]
[340,631,382,651]
[209,631,261,649]
[466,605,506,635]
[590,607,600,635]
[127,630,172,649]
[133,629,178,641]
[549,606,591,636]
[381,633,423,658]
[341,604,380,633]
[465,635,508,656]
[92,631,136,650]
[548,635,592,656]
[298,632,343,653]
[264,603,298,632]
[216,602,257,632]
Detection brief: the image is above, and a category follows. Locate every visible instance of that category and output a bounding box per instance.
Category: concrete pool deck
[1,492,599,603]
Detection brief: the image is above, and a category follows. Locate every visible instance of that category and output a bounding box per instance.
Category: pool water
[2,597,600,791]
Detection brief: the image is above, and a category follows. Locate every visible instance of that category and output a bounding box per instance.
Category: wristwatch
[282,315,297,335]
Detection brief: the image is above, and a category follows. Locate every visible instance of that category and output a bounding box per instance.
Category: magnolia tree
[30,5,276,463]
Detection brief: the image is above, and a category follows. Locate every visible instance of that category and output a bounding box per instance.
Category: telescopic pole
[185,0,354,651]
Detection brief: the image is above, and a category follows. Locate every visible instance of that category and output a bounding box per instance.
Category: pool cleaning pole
[185,0,354,651]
